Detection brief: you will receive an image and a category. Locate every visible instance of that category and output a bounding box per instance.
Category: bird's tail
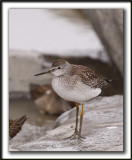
[105,79,119,83]
[105,79,113,83]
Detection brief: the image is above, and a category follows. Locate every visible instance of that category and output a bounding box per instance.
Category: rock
[9,95,123,151]
[106,145,123,151]
[9,145,19,151]
[9,123,50,146]
[83,9,123,75]
[54,95,123,127]
[9,50,53,93]
[30,83,74,115]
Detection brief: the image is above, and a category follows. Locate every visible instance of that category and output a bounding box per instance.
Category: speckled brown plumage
[51,59,111,89]
[69,64,110,89]
[9,115,27,139]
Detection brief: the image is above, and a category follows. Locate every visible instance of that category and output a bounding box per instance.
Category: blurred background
[9,9,123,128]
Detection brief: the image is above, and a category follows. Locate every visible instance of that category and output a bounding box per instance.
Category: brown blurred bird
[9,115,27,139]
[30,83,74,115]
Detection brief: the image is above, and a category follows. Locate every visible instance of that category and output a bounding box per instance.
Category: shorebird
[9,115,27,139]
[35,59,112,140]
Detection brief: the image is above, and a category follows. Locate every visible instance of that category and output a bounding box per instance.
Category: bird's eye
[58,67,61,69]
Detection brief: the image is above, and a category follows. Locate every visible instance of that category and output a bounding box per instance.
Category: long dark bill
[34,70,51,76]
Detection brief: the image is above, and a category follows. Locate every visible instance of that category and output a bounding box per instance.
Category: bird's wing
[70,65,108,88]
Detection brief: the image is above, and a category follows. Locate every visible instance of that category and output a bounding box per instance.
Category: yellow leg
[75,102,79,108]
[78,103,85,140]
[64,102,79,139]
[80,103,84,117]
[75,102,79,133]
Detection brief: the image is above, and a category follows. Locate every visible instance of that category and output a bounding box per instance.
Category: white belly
[51,76,101,103]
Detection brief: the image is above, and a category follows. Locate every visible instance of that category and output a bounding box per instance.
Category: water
[9,100,57,127]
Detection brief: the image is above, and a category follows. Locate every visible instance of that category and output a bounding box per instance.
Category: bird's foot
[64,131,86,141]
[78,134,86,142]
[78,134,86,139]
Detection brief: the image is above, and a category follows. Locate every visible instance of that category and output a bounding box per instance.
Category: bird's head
[34,59,70,77]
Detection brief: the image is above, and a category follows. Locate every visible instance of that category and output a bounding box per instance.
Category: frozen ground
[9,95,123,151]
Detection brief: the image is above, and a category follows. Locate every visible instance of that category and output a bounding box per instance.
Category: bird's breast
[51,76,101,103]
[51,76,73,100]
